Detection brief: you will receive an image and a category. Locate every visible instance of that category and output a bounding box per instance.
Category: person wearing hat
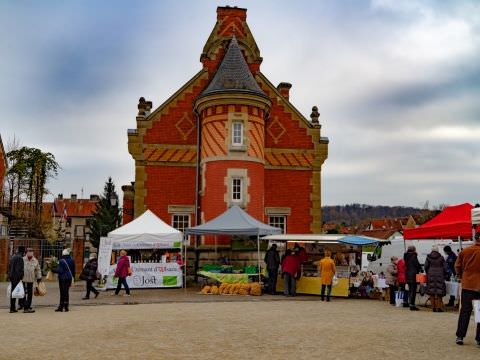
[19,247,42,313]
[80,253,99,300]
[7,246,25,313]
[264,244,280,295]
[53,248,76,312]
[455,232,480,346]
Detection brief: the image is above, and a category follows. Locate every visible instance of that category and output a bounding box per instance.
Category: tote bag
[473,300,480,323]
[395,290,404,307]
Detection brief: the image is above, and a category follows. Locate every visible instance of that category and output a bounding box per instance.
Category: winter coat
[424,251,447,296]
[281,254,300,277]
[55,255,76,281]
[445,252,457,280]
[23,256,42,283]
[264,249,280,270]
[80,259,98,281]
[404,251,421,283]
[7,252,24,283]
[316,256,336,285]
[295,247,308,264]
[396,258,406,284]
[455,243,480,292]
[114,255,130,278]
[385,262,398,286]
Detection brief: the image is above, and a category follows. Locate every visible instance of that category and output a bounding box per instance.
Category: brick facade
[123,6,329,242]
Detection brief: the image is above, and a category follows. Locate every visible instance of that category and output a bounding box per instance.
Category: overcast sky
[1,0,479,208]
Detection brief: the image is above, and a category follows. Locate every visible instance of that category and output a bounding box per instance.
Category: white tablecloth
[446,281,460,298]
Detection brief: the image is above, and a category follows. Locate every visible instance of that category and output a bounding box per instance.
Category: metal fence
[9,239,65,274]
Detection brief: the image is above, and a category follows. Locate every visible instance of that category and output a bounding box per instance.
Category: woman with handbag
[113,249,131,296]
[80,253,99,300]
[53,249,76,312]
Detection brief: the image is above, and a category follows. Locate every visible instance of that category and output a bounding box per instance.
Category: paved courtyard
[1,282,478,360]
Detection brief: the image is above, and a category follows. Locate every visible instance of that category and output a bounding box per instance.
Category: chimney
[89,194,100,201]
[217,6,247,22]
[71,194,77,201]
[57,193,63,200]
[277,82,292,101]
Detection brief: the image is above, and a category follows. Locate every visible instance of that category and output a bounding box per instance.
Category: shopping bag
[35,282,47,296]
[46,271,54,281]
[11,281,25,299]
[473,300,480,323]
[416,274,427,283]
[395,290,404,307]
[332,275,338,286]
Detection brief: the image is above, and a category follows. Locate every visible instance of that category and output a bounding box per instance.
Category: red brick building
[124,6,329,244]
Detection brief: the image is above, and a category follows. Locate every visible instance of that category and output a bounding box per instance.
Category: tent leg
[257,231,261,286]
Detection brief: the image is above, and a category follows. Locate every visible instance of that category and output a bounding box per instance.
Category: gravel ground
[1,285,478,360]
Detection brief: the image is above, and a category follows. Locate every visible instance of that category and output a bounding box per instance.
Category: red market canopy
[403,203,474,240]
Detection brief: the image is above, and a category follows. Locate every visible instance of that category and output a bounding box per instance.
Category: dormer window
[232,122,243,146]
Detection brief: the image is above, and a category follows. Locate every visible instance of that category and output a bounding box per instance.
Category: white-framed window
[172,214,190,233]
[232,122,243,146]
[232,177,243,202]
[269,216,286,234]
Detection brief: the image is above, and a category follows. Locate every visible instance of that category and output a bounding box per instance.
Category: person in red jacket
[113,250,131,296]
[281,249,300,297]
[396,257,409,307]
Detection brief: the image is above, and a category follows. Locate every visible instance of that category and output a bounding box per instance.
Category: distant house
[360,215,416,240]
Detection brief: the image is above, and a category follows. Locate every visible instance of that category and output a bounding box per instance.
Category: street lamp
[110,193,118,206]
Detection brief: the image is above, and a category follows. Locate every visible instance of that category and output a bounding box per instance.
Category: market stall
[185,205,281,288]
[262,234,381,297]
[98,210,184,290]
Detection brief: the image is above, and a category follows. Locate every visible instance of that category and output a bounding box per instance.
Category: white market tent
[107,209,183,249]
[472,207,480,226]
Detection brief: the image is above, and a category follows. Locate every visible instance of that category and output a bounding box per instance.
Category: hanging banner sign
[98,238,113,276]
[105,262,183,289]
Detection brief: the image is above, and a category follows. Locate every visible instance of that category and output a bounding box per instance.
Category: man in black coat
[404,245,422,311]
[7,246,25,313]
[264,244,280,295]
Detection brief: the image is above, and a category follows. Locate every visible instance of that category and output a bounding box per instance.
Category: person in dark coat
[7,246,25,313]
[264,244,280,295]
[443,245,457,306]
[53,249,76,312]
[425,245,447,312]
[80,253,99,300]
[404,245,422,311]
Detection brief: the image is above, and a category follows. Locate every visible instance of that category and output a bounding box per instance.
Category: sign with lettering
[105,262,183,289]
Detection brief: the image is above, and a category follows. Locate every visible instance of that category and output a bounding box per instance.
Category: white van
[366,236,473,274]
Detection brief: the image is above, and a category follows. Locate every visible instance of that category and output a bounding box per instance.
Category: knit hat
[431,245,439,252]
[62,249,70,256]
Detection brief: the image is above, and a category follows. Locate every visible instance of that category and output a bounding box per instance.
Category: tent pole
[257,230,261,285]
[215,235,217,264]
[184,234,187,291]
[458,235,462,251]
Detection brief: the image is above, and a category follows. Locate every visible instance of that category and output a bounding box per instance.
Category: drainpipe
[193,108,201,282]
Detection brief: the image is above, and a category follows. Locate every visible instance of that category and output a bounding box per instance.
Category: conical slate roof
[199,35,268,99]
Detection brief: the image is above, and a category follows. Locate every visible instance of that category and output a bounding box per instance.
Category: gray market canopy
[185,205,282,236]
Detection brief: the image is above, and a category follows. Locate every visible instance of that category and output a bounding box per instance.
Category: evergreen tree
[90,177,121,248]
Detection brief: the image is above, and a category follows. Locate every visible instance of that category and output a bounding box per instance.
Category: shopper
[20,248,42,313]
[80,253,99,300]
[54,249,76,312]
[281,249,299,297]
[443,245,457,306]
[264,244,280,295]
[404,245,422,311]
[315,250,336,302]
[385,256,398,305]
[7,246,25,313]
[114,249,131,296]
[396,257,408,307]
[424,245,447,312]
[454,233,480,346]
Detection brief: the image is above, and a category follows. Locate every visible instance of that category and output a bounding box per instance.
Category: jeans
[9,280,21,311]
[407,282,417,306]
[283,273,296,296]
[267,268,278,294]
[115,277,130,295]
[321,284,332,301]
[456,289,480,341]
[86,280,99,298]
[389,285,398,305]
[58,279,71,310]
[19,282,34,309]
